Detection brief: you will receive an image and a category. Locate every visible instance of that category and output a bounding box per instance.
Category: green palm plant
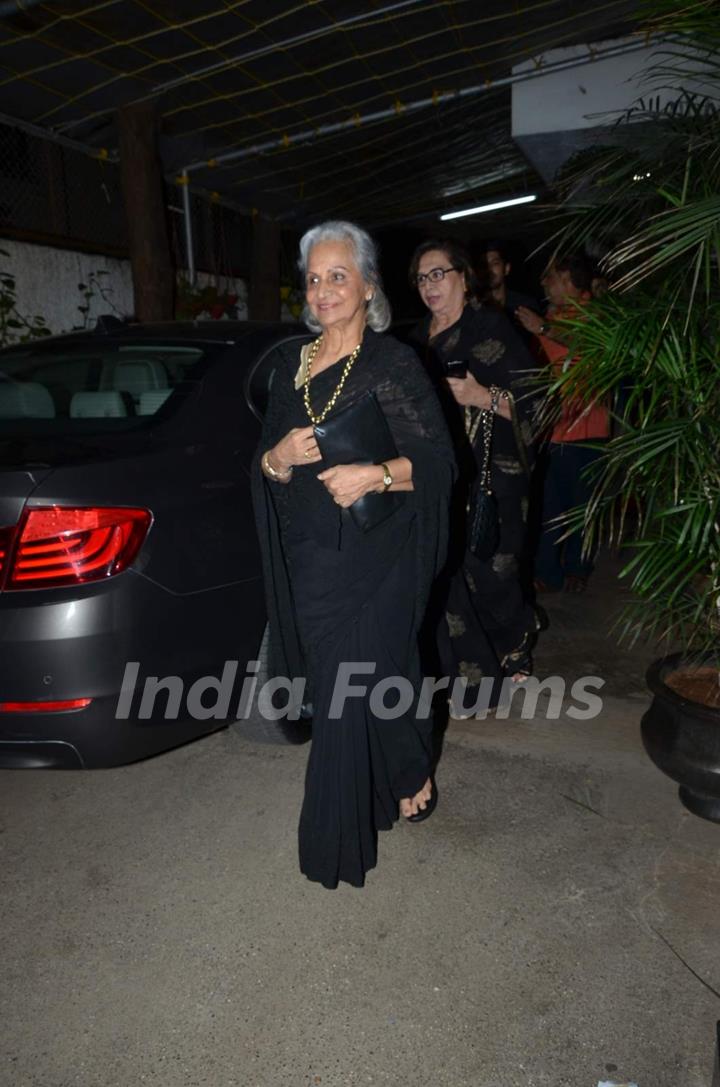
[542,0,720,658]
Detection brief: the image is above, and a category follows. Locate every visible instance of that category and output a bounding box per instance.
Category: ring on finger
[304,449,311,459]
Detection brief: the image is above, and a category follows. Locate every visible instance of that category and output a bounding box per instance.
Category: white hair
[297,220,392,333]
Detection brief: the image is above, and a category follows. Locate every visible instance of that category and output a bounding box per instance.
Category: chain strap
[465,405,494,491]
[477,409,494,490]
[303,335,362,425]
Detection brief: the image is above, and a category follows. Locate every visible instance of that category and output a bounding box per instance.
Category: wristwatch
[380,462,393,492]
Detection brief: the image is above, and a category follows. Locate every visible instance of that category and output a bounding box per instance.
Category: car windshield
[0,341,217,432]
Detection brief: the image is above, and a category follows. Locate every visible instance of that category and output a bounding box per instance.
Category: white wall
[1,238,134,336]
[512,36,712,137]
[0,237,256,339]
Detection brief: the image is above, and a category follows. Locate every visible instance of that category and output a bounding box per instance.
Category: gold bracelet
[262,450,292,481]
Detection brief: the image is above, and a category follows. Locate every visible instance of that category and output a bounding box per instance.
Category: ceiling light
[440,194,538,220]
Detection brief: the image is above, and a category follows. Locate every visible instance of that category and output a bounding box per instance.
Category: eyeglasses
[415,266,459,287]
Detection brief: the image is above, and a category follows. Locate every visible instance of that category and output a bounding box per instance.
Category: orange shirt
[537,298,610,443]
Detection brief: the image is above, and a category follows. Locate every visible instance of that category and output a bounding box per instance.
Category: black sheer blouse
[252,328,456,680]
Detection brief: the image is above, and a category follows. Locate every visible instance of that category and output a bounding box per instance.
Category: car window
[0,342,213,431]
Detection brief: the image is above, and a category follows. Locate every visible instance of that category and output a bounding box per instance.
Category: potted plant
[544,0,720,818]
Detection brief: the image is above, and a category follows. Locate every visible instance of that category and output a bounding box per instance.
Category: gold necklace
[303,335,362,425]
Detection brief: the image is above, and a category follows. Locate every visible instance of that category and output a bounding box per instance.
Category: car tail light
[0,698,92,713]
[0,524,14,581]
[4,506,151,589]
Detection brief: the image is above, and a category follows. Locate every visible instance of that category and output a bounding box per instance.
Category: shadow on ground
[1,553,718,1087]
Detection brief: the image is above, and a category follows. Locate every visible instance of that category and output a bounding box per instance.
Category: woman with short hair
[409,238,539,715]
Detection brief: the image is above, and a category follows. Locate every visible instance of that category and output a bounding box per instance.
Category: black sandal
[406,779,438,823]
[502,632,534,683]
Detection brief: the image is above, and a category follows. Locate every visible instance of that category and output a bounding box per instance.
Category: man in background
[483,240,541,322]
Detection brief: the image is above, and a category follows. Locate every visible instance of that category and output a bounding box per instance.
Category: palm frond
[535,0,720,653]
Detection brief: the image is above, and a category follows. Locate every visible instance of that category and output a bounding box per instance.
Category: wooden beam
[117,101,174,322]
[249,214,280,321]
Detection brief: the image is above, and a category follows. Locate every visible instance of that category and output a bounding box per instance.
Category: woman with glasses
[253,221,455,889]
[409,238,539,717]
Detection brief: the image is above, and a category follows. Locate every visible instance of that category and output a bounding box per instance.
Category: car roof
[0,320,308,356]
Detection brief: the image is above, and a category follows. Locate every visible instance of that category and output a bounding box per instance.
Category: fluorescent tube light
[440,194,537,220]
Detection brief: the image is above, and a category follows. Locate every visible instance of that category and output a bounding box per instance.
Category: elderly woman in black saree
[409,238,538,717]
[252,221,454,889]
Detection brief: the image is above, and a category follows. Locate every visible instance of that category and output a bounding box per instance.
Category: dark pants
[534,441,606,590]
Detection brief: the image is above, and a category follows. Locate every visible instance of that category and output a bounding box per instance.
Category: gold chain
[303,335,362,425]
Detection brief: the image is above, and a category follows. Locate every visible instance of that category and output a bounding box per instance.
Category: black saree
[252,329,455,889]
[411,300,540,708]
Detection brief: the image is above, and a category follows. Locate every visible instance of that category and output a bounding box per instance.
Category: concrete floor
[1,555,719,1087]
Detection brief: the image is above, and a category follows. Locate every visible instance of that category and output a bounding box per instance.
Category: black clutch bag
[313,390,405,533]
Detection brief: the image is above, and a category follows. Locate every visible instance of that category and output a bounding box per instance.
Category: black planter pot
[642,654,720,823]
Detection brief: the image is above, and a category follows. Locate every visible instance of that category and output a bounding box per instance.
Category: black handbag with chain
[313,390,405,532]
[467,407,499,560]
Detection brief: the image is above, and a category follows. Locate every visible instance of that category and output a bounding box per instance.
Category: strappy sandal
[502,634,534,684]
[507,664,532,684]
